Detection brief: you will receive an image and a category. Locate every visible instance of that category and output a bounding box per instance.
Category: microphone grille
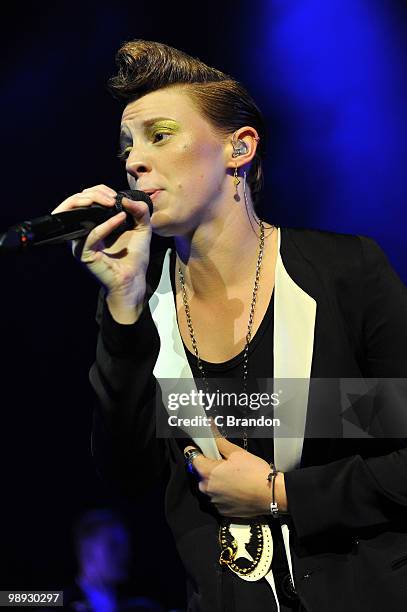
[116,189,153,216]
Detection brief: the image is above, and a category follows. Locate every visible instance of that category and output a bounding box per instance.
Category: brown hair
[107,40,266,206]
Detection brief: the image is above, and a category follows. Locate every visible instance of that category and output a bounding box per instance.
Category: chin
[150,211,183,237]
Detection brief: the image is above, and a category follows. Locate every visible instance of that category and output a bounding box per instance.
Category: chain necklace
[178,220,267,450]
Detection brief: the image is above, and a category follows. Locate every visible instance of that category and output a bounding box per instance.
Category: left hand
[186,437,287,518]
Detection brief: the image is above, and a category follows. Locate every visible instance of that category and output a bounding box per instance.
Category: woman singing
[53,40,407,612]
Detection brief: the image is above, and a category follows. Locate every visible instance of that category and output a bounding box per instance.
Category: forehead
[121,87,209,130]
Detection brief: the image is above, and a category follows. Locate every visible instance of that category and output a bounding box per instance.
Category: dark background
[1,1,407,608]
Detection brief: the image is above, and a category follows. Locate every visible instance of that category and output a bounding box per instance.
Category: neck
[174,206,267,300]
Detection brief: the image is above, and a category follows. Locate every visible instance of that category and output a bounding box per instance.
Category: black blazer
[89,228,407,612]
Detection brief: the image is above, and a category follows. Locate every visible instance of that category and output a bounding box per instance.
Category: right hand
[52,184,152,322]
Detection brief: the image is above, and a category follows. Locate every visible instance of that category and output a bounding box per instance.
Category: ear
[225,126,260,170]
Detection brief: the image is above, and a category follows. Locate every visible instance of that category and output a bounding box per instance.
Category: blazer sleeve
[89,270,169,499]
[284,236,407,540]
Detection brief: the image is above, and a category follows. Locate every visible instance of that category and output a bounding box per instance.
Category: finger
[121,198,151,228]
[198,480,209,495]
[82,184,117,198]
[184,446,200,454]
[52,193,116,214]
[51,196,93,215]
[82,211,127,254]
[183,445,204,477]
[76,192,117,206]
[183,445,217,475]
[189,451,221,477]
[215,436,244,459]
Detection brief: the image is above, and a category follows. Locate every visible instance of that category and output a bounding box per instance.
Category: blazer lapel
[273,229,317,471]
[149,249,221,459]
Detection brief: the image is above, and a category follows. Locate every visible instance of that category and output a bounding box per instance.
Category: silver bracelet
[267,463,280,518]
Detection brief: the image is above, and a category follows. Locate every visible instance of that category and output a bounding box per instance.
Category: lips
[144,189,163,201]
[140,187,161,194]
[136,187,163,208]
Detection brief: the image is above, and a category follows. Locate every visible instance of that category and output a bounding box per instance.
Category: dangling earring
[233,164,241,202]
[233,163,241,188]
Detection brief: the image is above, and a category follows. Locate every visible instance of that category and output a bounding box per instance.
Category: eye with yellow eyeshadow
[151,130,172,144]
[116,131,172,162]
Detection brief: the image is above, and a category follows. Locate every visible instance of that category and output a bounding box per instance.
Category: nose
[125,149,152,179]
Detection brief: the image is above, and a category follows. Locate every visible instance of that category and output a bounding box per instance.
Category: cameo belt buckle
[218,520,273,581]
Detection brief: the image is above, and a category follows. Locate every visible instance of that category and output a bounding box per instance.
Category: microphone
[0,189,153,251]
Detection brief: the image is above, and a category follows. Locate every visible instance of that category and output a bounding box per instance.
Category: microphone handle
[0,189,152,250]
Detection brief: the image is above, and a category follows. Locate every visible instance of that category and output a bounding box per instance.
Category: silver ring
[184,448,203,473]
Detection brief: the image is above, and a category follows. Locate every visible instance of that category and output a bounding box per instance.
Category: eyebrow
[119,116,178,144]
